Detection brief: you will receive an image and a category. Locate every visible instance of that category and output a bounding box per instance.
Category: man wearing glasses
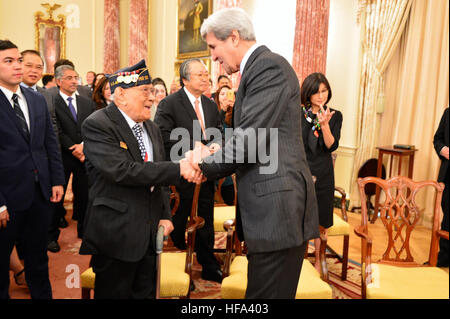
[20,50,46,94]
[154,58,224,284]
[53,65,95,245]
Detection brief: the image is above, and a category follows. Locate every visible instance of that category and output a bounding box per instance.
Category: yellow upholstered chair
[213,175,237,233]
[355,176,449,299]
[319,186,350,281]
[221,220,332,299]
[81,185,204,299]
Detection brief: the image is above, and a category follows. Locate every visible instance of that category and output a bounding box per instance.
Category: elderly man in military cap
[80,60,199,299]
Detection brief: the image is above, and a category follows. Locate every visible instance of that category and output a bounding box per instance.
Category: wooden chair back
[357,176,445,267]
[169,185,180,215]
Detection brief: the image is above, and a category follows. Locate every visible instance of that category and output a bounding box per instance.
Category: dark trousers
[245,242,307,299]
[50,154,88,240]
[437,174,449,266]
[171,181,220,272]
[91,244,157,299]
[0,183,52,299]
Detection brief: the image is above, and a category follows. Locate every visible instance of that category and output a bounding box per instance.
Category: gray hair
[200,8,256,41]
[179,58,207,87]
[55,65,75,79]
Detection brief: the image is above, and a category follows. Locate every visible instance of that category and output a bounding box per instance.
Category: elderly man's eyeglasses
[191,73,209,79]
[136,86,155,97]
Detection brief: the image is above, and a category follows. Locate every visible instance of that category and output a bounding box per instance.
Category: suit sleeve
[55,110,77,151]
[153,99,177,161]
[433,108,449,159]
[202,58,290,179]
[82,115,181,187]
[41,90,61,150]
[41,95,65,187]
[326,110,343,153]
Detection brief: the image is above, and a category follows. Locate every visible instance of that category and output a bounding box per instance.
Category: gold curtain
[349,0,413,208]
[378,0,449,226]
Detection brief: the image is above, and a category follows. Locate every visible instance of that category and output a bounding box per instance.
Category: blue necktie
[67,97,77,122]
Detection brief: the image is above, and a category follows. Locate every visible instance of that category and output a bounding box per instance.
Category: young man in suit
[0,40,65,299]
[53,65,95,245]
[154,58,224,283]
[80,59,197,299]
[184,8,320,298]
[434,107,449,267]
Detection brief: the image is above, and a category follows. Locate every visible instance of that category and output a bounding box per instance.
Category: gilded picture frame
[34,3,66,74]
[177,0,213,59]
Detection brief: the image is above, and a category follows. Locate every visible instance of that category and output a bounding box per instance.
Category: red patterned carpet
[8,201,360,299]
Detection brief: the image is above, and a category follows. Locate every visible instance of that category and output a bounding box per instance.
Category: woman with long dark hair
[301,72,343,272]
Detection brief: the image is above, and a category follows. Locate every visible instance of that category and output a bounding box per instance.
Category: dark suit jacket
[80,103,182,262]
[41,85,92,143]
[201,45,319,254]
[434,108,449,182]
[154,87,223,160]
[54,93,95,157]
[0,86,65,212]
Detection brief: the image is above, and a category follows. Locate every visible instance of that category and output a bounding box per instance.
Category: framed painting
[177,0,213,59]
[34,3,66,74]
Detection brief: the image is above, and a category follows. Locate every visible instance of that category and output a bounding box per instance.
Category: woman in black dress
[300,73,343,272]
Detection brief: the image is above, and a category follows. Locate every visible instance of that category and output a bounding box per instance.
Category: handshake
[180,141,220,184]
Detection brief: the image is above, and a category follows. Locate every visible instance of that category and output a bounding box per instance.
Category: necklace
[302,105,321,137]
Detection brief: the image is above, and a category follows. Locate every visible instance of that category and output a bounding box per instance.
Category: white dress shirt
[118,108,154,162]
[0,86,30,130]
[240,43,262,76]
[59,90,78,113]
[184,86,205,125]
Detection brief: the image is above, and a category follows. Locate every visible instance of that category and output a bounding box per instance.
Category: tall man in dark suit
[40,58,92,148]
[434,107,449,267]
[80,60,195,298]
[184,8,319,298]
[53,65,95,245]
[154,58,224,283]
[0,40,65,299]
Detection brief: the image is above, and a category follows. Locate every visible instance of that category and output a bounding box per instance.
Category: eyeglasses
[62,76,80,81]
[191,73,209,79]
[136,86,155,97]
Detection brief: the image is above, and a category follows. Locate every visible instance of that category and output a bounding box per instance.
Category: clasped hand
[180,142,220,184]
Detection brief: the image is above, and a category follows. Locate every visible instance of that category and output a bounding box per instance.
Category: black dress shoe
[58,217,68,228]
[201,268,223,283]
[47,241,60,253]
[190,281,196,292]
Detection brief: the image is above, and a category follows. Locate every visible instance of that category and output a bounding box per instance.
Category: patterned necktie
[12,94,30,140]
[194,98,206,139]
[67,97,77,122]
[132,123,148,161]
